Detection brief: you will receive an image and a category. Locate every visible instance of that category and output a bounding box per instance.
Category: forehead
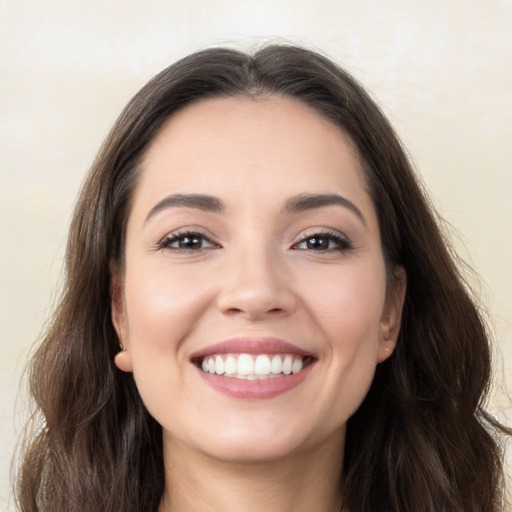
[133,95,375,222]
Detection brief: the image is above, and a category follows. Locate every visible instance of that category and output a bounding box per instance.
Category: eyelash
[157,230,218,252]
[157,229,352,253]
[292,230,353,252]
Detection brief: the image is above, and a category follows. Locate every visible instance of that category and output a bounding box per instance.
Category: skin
[112,96,406,512]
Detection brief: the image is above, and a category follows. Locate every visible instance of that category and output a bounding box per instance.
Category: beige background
[1,0,510,509]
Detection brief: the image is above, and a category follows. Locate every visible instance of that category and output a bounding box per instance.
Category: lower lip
[196,365,314,399]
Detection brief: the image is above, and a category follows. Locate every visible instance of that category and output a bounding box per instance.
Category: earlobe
[114,346,133,372]
[378,343,393,363]
[377,266,407,363]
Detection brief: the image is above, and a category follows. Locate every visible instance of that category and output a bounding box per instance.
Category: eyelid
[156,228,220,251]
[291,228,353,251]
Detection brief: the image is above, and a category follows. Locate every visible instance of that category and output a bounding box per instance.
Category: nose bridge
[217,235,295,318]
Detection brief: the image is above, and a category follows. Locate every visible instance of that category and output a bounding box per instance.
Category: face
[112,96,405,465]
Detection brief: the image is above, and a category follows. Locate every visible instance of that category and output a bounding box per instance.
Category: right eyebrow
[283,193,367,226]
[144,193,225,224]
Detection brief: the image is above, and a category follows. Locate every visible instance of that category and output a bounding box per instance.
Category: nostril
[225,307,243,314]
[217,282,297,319]
[222,305,286,319]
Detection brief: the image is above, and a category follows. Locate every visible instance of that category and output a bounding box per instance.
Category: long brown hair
[15,44,510,511]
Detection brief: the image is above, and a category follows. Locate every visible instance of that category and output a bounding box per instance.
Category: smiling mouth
[193,353,316,380]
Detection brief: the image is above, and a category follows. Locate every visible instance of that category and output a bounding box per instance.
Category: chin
[163,416,345,467]
[197,441,307,466]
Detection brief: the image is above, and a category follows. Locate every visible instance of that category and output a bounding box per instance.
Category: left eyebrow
[283,193,367,226]
[145,193,225,224]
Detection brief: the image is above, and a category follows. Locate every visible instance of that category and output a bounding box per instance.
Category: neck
[158,432,345,512]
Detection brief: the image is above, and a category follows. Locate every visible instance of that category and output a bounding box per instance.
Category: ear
[110,266,133,373]
[377,266,406,363]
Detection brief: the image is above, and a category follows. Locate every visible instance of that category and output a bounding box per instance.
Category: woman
[15,44,510,511]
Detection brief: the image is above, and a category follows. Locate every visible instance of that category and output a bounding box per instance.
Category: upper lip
[190,337,316,360]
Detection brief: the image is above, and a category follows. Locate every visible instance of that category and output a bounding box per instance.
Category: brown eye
[305,236,330,250]
[178,235,203,249]
[159,232,217,251]
[293,231,352,252]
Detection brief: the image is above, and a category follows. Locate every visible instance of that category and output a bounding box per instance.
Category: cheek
[300,264,386,403]
[122,262,214,355]
[121,265,212,419]
[301,262,387,341]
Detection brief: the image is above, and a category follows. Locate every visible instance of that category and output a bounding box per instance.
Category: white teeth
[271,355,282,374]
[291,358,302,374]
[199,353,308,379]
[282,355,293,375]
[254,354,271,375]
[225,355,237,375]
[237,354,254,375]
[215,355,225,375]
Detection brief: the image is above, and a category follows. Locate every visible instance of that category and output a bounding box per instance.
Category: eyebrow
[144,192,366,226]
[145,193,224,223]
[283,193,366,225]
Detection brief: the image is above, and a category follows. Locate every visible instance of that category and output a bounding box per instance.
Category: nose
[216,247,297,320]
